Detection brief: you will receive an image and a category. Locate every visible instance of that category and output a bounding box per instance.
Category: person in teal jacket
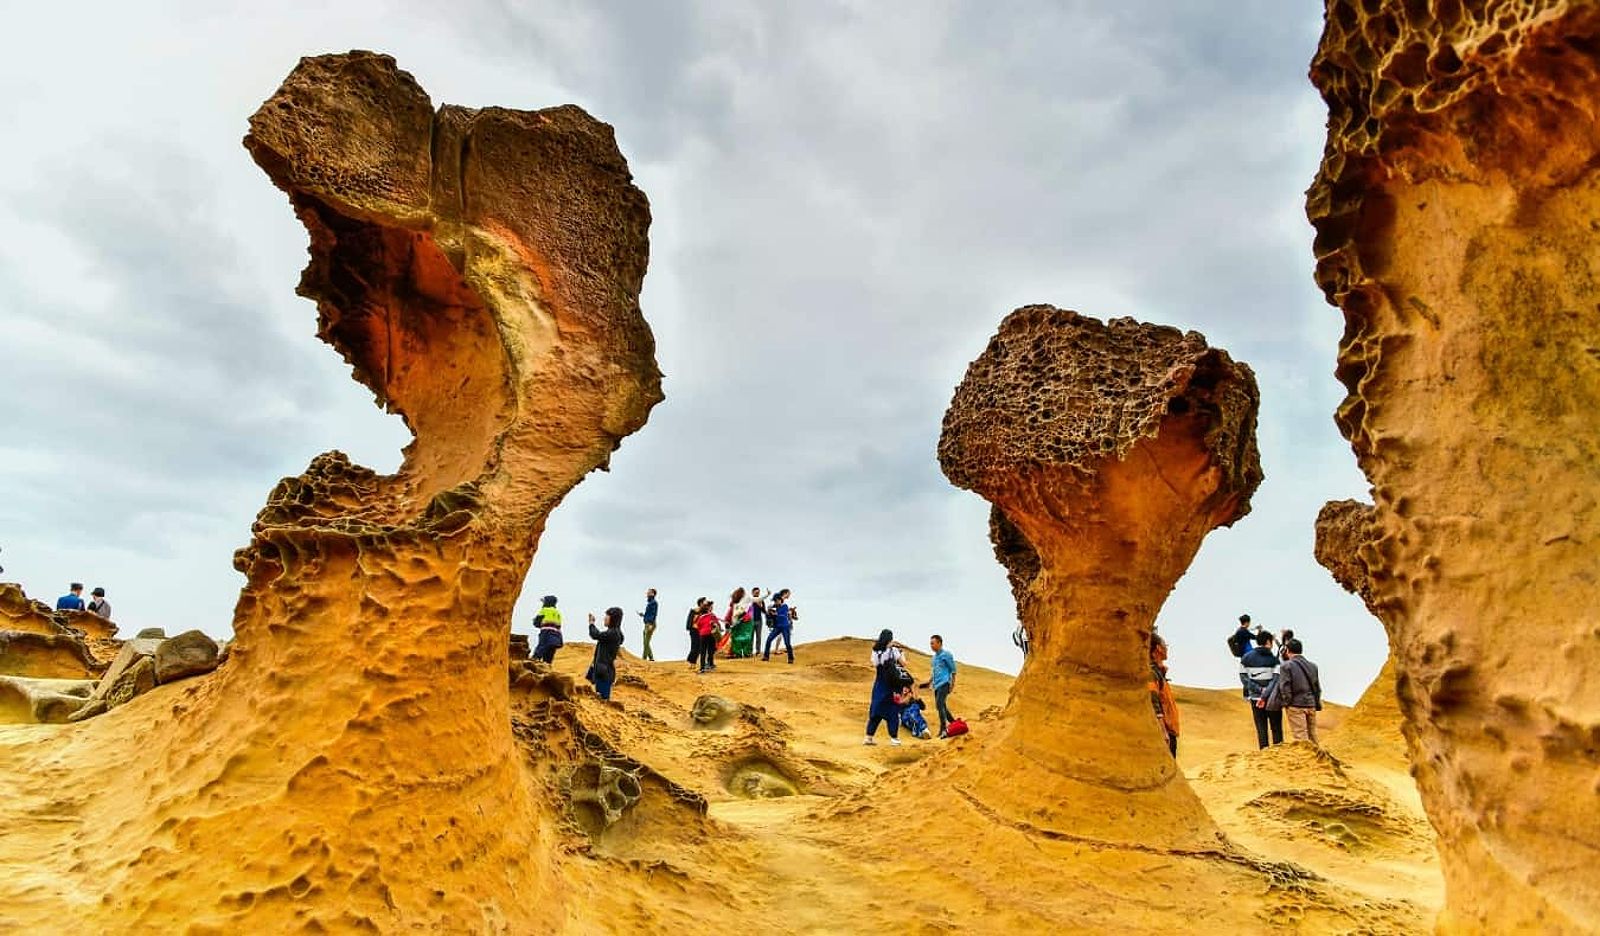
[924,634,959,738]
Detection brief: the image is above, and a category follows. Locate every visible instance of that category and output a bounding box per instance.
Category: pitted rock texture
[937,305,1261,848]
[1309,4,1600,931]
[1314,500,1403,753]
[0,51,660,933]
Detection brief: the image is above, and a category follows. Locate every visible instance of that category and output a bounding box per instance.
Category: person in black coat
[586,607,625,701]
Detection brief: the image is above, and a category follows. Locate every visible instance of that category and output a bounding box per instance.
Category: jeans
[533,629,561,665]
[592,676,614,700]
[763,626,793,662]
[933,684,954,735]
[1286,706,1319,744]
[1251,703,1284,748]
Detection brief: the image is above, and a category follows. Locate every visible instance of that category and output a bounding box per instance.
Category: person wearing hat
[87,588,113,620]
[532,595,564,665]
[56,583,85,612]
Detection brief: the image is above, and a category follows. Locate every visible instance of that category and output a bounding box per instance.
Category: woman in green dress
[727,586,756,657]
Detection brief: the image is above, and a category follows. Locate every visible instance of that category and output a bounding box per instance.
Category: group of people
[863,629,963,743]
[684,586,798,672]
[55,582,113,619]
[1231,613,1323,747]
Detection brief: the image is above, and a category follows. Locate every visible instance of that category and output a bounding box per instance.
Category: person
[1149,633,1180,757]
[922,635,959,738]
[532,595,564,665]
[897,684,932,740]
[685,599,704,666]
[56,583,85,612]
[1277,628,1296,663]
[1240,631,1284,749]
[638,588,658,661]
[585,608,625,700]
[749,587,767,657]
[1227,613,1253,660]
[87,587,113,620]
[694,599,721,674]
[1274,638,1323,744]
[865,629,913,746]
[762,588,795,663]
[726,587,755,658]
[1012,623,1030,657]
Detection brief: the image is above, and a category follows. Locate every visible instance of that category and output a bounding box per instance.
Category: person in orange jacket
[1149,632,1180,757]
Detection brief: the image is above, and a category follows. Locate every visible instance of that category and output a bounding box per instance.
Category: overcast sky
[0,1,1384,702]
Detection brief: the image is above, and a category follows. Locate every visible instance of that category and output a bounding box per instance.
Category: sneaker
[889,738,902,747]
[863,737,876,746]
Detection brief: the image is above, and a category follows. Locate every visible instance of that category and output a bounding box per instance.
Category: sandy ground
[0,635,1441,933]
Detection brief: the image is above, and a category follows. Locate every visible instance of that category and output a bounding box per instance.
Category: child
[897,686,932,740]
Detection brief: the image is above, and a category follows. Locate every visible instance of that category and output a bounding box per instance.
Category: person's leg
[782,627,794,663]
[934,685,953,735]
[1267,709,1284,745]
[1168,732,1178,757]
[866,712,882,738]
[687,632,698,664]
[1305,710,1319,745]
[595,677,613,700]
[887,706,901,741]
[642,626,654,661]
[1286,707,1310,741]
[1251,704,1270,749]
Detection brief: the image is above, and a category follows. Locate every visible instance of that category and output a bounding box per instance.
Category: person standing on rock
[56,583,85,612]
[638,588,658,661]
[725,587,754,658]
[922,634,959,738]
[695,599,720,674]
[87,587,112,620]
[585,608,625,700]
[749,586,767,658]
[685,598,704,666]
[865,629,914,746]
[1240,631,1284,749]
[1149,633,1180,757]
[762,588,795,663]
[532,595,564,665]
[1273,638,1323,744]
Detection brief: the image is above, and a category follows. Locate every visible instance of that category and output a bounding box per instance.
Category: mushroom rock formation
[1309,4,1600,930]
[0,51,660,931]
[938,305,1262,847]
[1313,499,1403,751]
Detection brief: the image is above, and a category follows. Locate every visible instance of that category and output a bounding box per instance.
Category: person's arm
[588,613,601,641]
[1312,662,1323,710]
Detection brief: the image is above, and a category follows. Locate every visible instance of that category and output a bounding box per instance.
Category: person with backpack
[532,595,564,664]
[585,608,625,700]
[1265,638,1323,744]
[1226,613,1254,660]
[762,589,795,663]
[685,598,705,666]
[865,629,915,746]
[1239,631,1284,749]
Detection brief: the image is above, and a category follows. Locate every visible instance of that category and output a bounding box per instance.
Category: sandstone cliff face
[0,52,659,931]
[938,305,1262,846]
[1309,4,1600,930]
[1313,500,1404,756]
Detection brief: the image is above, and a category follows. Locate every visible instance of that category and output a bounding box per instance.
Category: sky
[0,1,1384,702]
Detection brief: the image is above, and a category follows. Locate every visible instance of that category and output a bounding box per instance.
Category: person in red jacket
[694,599,720,674]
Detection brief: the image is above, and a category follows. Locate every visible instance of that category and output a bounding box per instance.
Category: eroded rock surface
[1313,500,1403,752]
[937,305,1261,847]
[1309,4,1600,930]
[0,51,660,932]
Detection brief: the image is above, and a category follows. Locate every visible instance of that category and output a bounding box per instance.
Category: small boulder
[91,638,163,699]
[153,630,220,684]
[101,656,157,711]
[691,694,740,729]
[136,627,168,640]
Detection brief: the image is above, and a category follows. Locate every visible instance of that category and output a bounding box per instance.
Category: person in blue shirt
[761,588,795,663]
[923,634,959,738]
[56,583,85,612]
[638,588,659,661]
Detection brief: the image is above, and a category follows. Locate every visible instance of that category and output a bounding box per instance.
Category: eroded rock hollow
[938,305,1261,846]
[1309,4,1600,930]
[5,52,660,931]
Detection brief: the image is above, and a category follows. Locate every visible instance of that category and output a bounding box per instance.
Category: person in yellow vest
[532,595,564,664]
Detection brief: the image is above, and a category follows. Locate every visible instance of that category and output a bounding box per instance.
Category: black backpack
[1226,629,1251,658]
[877,652,914,690]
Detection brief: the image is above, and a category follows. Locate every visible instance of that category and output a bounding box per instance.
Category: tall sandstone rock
[938,306,1261,847]
[9,52,661,931]
[1309,4,1600,931]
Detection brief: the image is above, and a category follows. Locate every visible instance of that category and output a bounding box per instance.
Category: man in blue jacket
[56,583,85,612]
[924,634,959,738]
[1239,631,1283,748]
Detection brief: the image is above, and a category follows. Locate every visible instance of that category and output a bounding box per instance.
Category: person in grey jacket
[1275,638,1323,744]
[1239,632,1283,748]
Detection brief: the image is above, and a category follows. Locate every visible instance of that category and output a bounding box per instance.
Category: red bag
[945,718,969,738]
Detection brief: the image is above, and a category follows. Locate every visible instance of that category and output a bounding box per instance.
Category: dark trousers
[696,633,717,671]
[592,676,614,700]
[866,707,901,739]
[933,684,954,734]
[1251,704,1284,748]
[686,630,698,664]
[533,629,561,665]
[763,626,793,661]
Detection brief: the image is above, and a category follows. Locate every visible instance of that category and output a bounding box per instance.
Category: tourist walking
[1274,638,1323,744]
[87,587,112,620]
[749,587,767,657]
[865,629,913,746]
[726,587,755,658]
[638,588,658,661]
[762,588,795,663]
[1149,633,1180,757]
[585,608,625,700]
[56,583,85,612]
[923,634,959,738]
[532,595,564,665]
[1240,631,1284,748]
[695,599,720,674]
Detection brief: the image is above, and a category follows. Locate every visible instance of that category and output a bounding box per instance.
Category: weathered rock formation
[1313,499,1404,753]
[0,51,660,931]
[937,305,1261,846]
[1309,4,1600,930]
